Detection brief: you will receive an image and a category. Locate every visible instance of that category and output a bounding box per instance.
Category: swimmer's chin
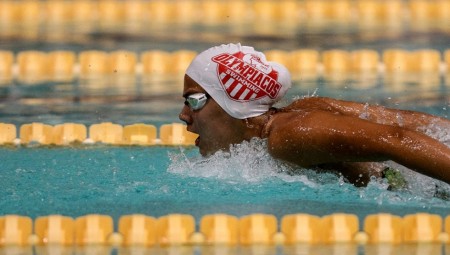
[196,137,209,156]
[197,141,230,157]
[198,146,217,157]
[199,148,213,157]
[199,148,226,157]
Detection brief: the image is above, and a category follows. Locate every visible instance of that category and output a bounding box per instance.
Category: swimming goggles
[185,93,209,111]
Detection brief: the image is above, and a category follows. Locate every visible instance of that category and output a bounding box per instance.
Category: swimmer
[179,43,450,186]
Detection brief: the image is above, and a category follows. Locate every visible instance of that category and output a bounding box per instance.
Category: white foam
[168,138,319,187]
[423,121,450,147]
[382,121,450,198]
[167,124,450,202]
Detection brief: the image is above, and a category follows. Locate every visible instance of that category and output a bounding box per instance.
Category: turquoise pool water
[1,135,449,223]
[1,4,450,251]
[1,65,450,223]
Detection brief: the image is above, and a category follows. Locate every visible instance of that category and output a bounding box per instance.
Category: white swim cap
[186,43,291,119]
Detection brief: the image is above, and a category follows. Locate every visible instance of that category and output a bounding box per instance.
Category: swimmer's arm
[326,98,450,130]
[288,97,450,131]
[267,111,450,184]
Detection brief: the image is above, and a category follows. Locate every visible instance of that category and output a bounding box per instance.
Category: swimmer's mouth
[195,136,200,146]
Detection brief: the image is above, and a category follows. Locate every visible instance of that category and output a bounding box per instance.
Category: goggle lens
[185,93,208,111]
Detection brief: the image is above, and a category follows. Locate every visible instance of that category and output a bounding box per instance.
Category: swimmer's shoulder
[261,97,341,138]
[283,96,337,111]
[260,104,311,138]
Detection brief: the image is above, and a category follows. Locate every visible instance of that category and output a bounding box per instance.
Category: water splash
[168,138,319,187]
[167,135,450,206]
[292,88,319,101]
[423,120,450,147]
[359,103,370,120]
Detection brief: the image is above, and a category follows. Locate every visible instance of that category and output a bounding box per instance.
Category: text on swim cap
[212,52,281,101]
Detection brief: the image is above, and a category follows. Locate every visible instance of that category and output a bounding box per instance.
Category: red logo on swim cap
[211,52,282,101]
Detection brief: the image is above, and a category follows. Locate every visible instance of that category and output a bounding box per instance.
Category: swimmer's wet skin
[179,43,450,186]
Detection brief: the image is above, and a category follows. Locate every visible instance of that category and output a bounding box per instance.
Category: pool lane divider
[0,213,449,246]
[1,0,450,32]
[1,49,450,86]
[0,122,197,146]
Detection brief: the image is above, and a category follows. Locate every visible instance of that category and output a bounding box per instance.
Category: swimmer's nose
[179,105,192,125]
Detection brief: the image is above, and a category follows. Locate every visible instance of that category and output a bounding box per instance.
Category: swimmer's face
[179,75,247,156]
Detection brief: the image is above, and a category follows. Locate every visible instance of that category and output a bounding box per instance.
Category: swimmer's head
[186,43,291,119]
